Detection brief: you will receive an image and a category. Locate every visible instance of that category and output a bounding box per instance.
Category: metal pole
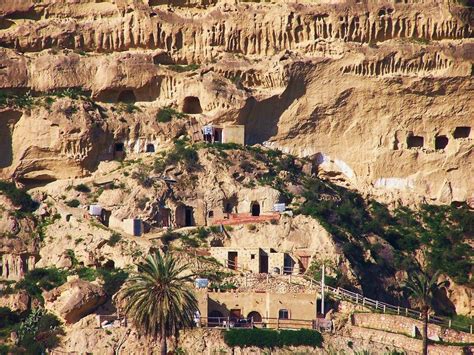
[321,264,325,316]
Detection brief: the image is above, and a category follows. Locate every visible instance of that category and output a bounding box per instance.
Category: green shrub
[74,184,91,193]
[161,230,182,245]
[196,227,210,239]
[97,268,128,295]
[0,344,10,355]
[156,107,187,123]
[15,268,68,302]
[223,328,323,348]
[0,307,20,328]
[76,267,98,281]
[117,102,140,114]
[65,249,79,267]
[107,232,122,247]
[209,225,222,233]
[154,139,200,172]
[224,328,279,348]
[17,308,63,353]
[66,199,80,208]
[167,64,199,72]
[0,181,38,213]
[298,176,474,284]
[131,165,153,188]
[51,87,89,100]
[209,281,236,290]
[279,329,323,347]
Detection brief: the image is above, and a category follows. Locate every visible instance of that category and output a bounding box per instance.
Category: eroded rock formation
[0,0,472,204]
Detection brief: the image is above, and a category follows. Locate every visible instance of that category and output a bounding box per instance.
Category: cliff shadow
[237,63,311,145]
[0,110,21,169]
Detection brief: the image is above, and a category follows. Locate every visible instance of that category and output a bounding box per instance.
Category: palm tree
[404,271,446,355]
[120,251,198,355]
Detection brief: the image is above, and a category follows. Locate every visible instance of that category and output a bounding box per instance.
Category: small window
[115,143,124,152]
[407,135,424,149]
[251,254,255,260]
[453,127,471,139]
[208,210,214,218]
[435,136,448,150]
[278,309,289,320]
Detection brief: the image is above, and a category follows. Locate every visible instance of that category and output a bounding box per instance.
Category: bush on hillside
[0,181,38,213]
[15,268,68,302]
[223,328,323,348]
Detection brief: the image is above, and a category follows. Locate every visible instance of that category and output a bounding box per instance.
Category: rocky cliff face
[0,0,472,204]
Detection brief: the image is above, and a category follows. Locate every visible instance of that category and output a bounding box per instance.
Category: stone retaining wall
[352,312,474,344]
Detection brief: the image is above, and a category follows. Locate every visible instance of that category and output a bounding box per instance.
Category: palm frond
[120,251,199,340]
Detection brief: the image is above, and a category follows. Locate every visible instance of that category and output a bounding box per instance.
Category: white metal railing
[301,274,473,334]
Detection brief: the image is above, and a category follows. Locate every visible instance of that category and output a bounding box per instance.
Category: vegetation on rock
[223,328,323,348]
[0,181,38,214]
[156,107,187,123]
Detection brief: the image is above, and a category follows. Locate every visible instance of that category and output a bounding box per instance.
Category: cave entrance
[117,90,136,103]
[182,96,202,114]
[176,205,194,227]
[251,202,260,217]
[153,52,173,65]
[114,142,125,160]
[453,126,471,139]
[158,208,171,228]
[435,136,449,150]
[407,135,424,148]
[0,110,21,169]
[146,144,155,153]
[247,311,262,323]
[0,119,13,168]
[185,207,194,227]
[103,260,115,270]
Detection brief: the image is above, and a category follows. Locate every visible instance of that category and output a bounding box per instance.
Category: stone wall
[348,325,472,355]
[352,312,474,344]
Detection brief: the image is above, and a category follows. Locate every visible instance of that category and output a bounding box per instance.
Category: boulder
[0,290,30,312]
[43,279,107,324]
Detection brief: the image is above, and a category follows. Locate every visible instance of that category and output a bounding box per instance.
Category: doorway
[259,254,268,273]
[230,309,241,320]
[251,202,260,216]
[228,251,238,270]
[247,311,262,323]
[185,207,193,227]
[182,96,202,114]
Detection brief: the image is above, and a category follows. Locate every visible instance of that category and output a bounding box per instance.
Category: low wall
[349,326,471,355]
[352,313,474,344]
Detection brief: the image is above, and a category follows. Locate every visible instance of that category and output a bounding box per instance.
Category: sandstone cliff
[0,0,472,204]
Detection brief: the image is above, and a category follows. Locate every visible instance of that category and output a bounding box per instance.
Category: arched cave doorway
[146,144,155,153]
[117,90,136,103]
[251,202,260,217]
[152,52,173,65]
[182,96,202,114]
[435,136,448,150]
[247,311,262,323]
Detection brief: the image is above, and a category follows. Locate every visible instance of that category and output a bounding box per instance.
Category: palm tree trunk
[422,309,428,355]
[160,328,167,355]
